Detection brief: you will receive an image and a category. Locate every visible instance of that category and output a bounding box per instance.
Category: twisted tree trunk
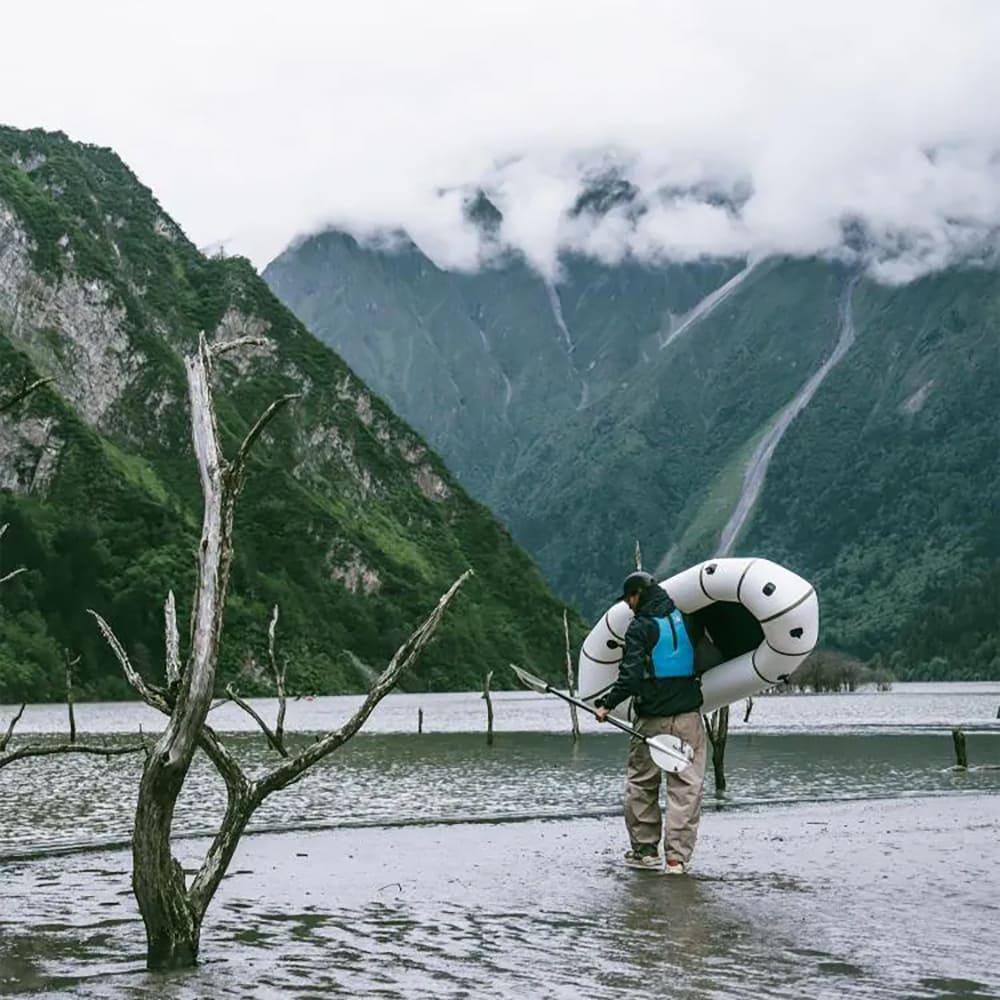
[87,334,470,969]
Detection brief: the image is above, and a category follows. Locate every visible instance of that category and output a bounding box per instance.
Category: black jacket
[595,587,704,718]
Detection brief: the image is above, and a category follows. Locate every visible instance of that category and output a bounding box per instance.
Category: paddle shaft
[541,681,645,741]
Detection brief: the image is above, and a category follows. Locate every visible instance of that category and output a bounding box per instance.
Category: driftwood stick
[0,704,26,752]
[64,650,80,744]
[563,609,580,743]
[952,728,968,768]
[483,669,495,747]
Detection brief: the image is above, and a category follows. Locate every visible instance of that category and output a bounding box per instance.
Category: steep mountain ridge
[267,221,1000,678]
[0,126,577,701]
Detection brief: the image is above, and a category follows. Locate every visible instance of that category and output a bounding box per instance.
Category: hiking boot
[665,859,687,875]
[624,844,662,870]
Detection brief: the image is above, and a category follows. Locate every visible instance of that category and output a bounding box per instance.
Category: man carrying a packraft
[595,570,708,874]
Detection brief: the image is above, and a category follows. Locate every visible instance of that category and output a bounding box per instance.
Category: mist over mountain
[267,200,1000,680]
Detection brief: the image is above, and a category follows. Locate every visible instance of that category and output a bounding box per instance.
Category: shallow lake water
[1,684,998,998]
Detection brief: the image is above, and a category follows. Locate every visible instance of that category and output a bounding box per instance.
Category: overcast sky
[3,0,1000,281]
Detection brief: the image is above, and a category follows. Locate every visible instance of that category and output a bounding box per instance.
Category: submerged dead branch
[703,706,730,794]
[0,704,26,752]
[0,696,144,771]
[64,650,80,743]
[563,610,580,743]
[268,606,287,749]
[483,669,495,746]
[0,742,145,770]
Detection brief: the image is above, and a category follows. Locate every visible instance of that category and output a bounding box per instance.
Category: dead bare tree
[76,334,471,970]
[562,609,580,743]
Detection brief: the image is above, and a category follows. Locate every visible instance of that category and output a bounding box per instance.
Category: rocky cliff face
[267,220,1000,679]
[0,126,576,701]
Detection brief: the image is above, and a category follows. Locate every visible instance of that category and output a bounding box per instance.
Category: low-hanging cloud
[3,0,1000,283]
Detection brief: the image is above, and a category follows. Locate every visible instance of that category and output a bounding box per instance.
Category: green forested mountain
[0,126,580,703]
[266,216,1000,679]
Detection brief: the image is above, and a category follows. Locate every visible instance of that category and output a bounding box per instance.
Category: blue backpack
[650,610,695,679]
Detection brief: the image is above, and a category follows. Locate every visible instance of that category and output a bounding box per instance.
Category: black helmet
[620,570,656,602]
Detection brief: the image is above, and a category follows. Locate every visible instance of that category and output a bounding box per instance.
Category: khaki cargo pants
[624,712,707,865]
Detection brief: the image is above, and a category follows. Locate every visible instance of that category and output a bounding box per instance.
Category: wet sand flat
[2,793,998,999]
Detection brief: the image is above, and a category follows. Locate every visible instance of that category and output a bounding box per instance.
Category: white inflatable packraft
[577,557,818,717]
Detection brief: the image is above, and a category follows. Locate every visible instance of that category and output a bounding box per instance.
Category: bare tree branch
[268,605,287,750]
[0,376,53,415]
[88,609,171,714]
[164,591,181,686]
[229,395,300,488]
[225,684,288,757]
[252,570,472,801]
[0,567,27,586]
[0,742,145,771]
[0,704,26,752]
